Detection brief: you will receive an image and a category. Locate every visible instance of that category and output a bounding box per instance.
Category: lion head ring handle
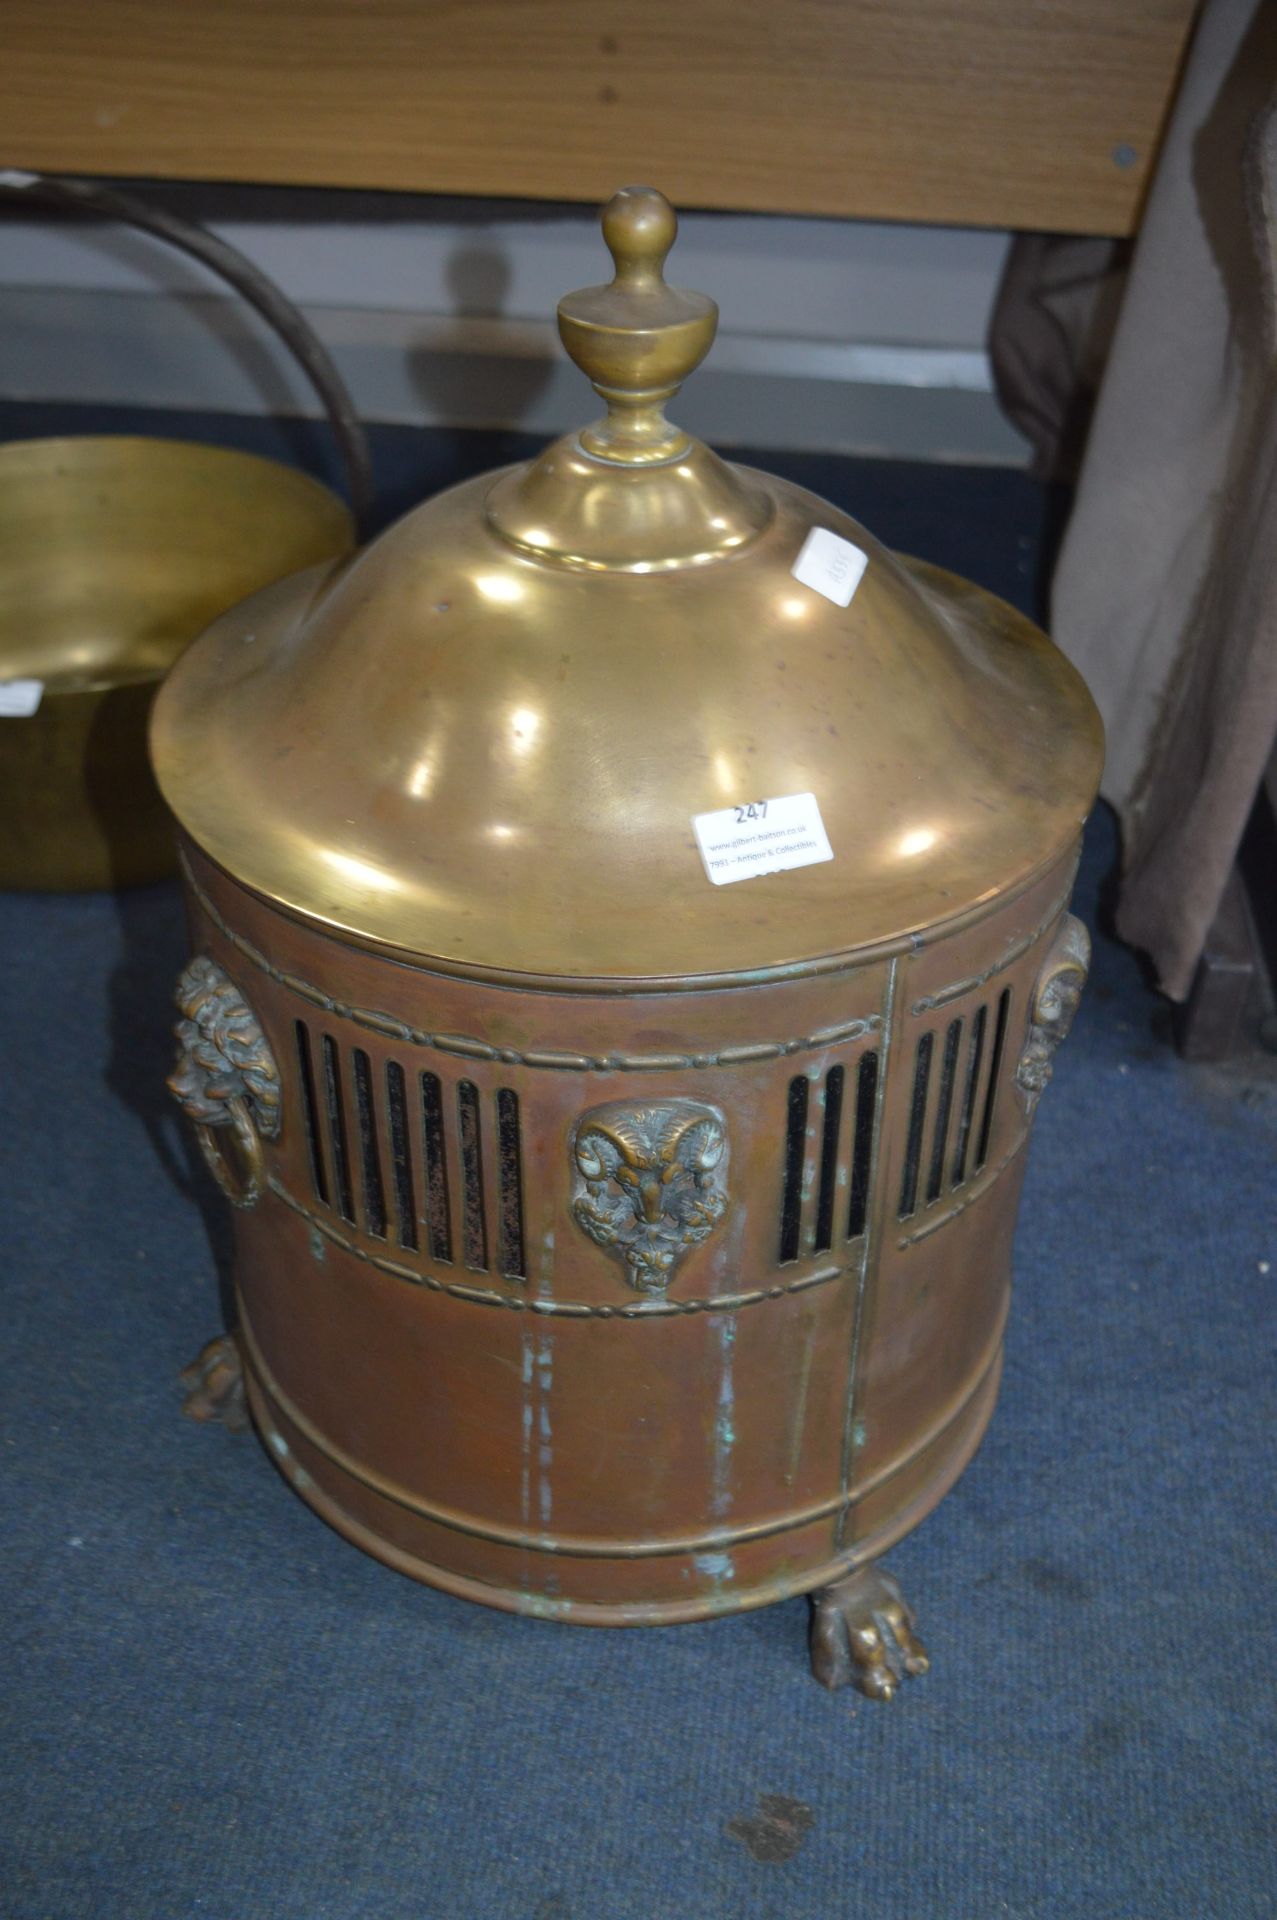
[167,956,281,1209]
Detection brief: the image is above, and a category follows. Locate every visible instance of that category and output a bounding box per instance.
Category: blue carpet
[2,428,1275,1918]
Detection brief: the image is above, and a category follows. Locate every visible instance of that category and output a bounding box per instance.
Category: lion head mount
[571,1099,729,1295]
[168,955,281,1139]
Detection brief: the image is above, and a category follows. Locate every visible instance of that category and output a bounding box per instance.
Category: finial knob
[600,185,677,287]
[557,186,717,463]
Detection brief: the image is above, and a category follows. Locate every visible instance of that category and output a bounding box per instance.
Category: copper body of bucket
[176,830,1085,1625]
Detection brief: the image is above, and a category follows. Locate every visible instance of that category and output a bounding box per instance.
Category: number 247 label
[691,791,833,887]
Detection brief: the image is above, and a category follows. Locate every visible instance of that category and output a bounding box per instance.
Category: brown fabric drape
[1049,0,1277,1001]
[989,233,1129,481]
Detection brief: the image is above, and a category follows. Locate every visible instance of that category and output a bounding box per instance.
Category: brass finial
[557,187,718,464]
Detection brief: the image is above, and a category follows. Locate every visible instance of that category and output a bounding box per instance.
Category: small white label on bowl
[0,678,43,716]
[791,527,868,607]
[692,792,833,886]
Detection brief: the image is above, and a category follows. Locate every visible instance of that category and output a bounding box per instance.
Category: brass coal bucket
[0,173,368,890]
[155,188,1103,1700]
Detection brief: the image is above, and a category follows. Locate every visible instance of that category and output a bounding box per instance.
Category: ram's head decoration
[1016,914,1091,1109]
[571,1099,729,1295]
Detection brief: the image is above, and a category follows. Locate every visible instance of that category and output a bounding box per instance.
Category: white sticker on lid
[693,792,833,887]
[791,526,868,607]
[0,678,43,716]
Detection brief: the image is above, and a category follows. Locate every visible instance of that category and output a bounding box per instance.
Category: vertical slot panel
[294,1019,329,1206]
[898,1031,934,1220]
[975,987,1012,1173]
[778,1075,809,1264]
[926,1017,963,1205]
[847,1049,879,1242]
[352,1048,387,1239]
[813,1064,845,1255]
[951,1003,987,1188]
[420,1071,453,1263]
[457,1079,488,1272]
[321,1034,356,1225]
[496,1088,526,1281]
[385,1060,417,1251]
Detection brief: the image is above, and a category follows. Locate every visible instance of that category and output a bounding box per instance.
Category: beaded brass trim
[182,851,881,1074]
[895,1132,1028,1248]
[266,1173,844,1318]
[908,871,1079,1017]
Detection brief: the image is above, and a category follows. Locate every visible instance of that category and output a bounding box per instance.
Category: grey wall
[0,186,1029,464]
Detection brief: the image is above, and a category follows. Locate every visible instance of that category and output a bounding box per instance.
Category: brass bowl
[0,436,354,890]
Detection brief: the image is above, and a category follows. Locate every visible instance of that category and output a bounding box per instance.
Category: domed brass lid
[152,189,1103,988]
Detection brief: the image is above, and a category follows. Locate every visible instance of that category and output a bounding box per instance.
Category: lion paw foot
[179,1334,249,1434]
[809,1564,929,1698]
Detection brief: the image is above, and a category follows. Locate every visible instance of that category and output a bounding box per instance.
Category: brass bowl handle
[0,169,374,534]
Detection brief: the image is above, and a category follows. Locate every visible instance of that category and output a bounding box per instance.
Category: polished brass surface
[153,193,1101,979]
[556,185,719,467]
[159,189,1104,1672]
[0,436,352,889]
[154,516,1099,979]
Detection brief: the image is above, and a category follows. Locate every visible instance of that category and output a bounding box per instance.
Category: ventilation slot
[813,1064,845,1255]
[975,987,1011,1173]
[496,1088,526,1281]
[779,1075,809,1264]
[420,1071,452,1264]
[457,1079,488,1272]
[350,1048,387,1239]
[951,1004,987,1188]
[384,1060,417,1250]
[294,1019,328,1206]
[847,1050,878,1242]
[926,1018,963,1206]
[898,1032,933,1220]
[321,1034,356,1224]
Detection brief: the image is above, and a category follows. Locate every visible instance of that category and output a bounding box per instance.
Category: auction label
[791,526,868,607]
[693,792,833,887]
[0,678,43,716]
